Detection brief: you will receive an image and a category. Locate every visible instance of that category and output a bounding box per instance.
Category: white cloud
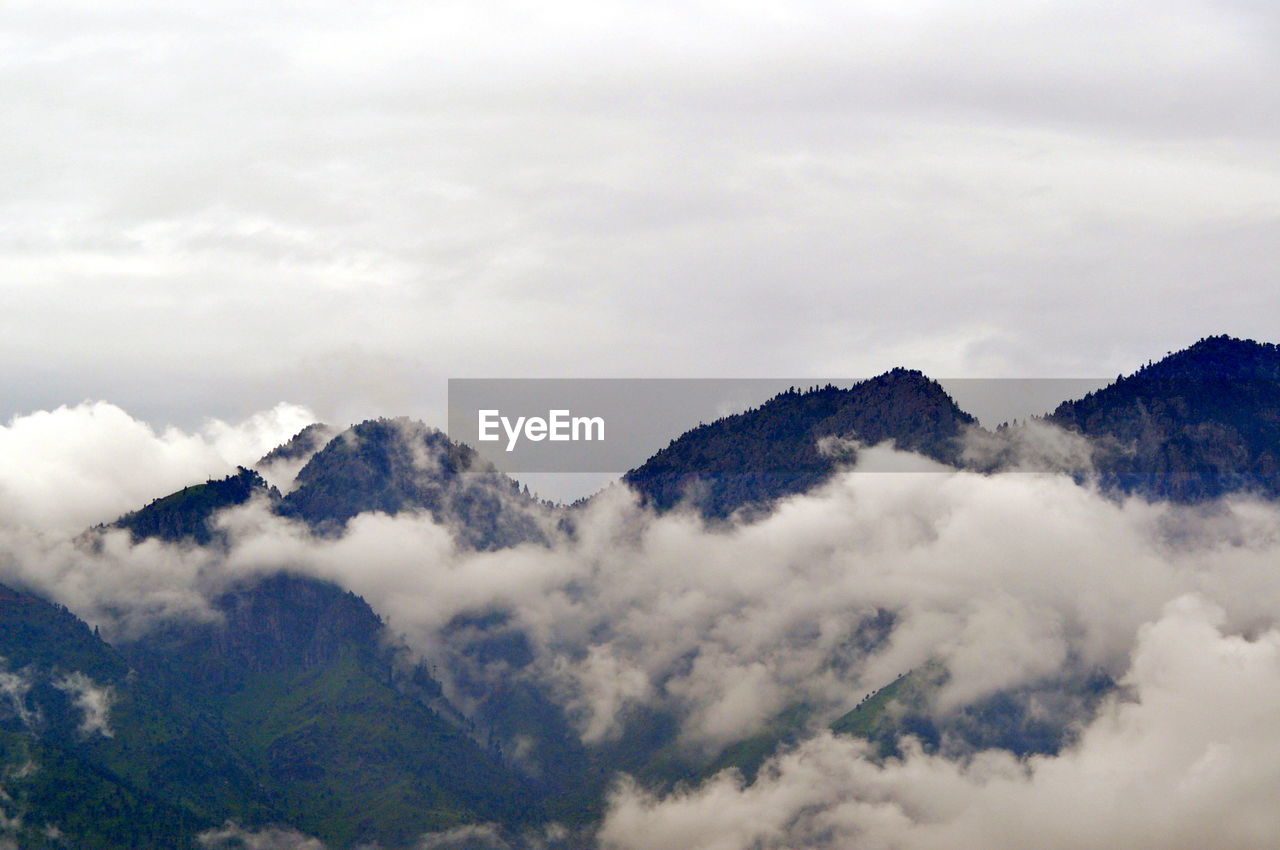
[0,401,314,533]
[197,822,327,850]
[598,594,1280,850]
[3,0,1280,427]
[0,526,224,641]
[415,823,510,850]
[7,414,1280,847]
[186,446,1280,756]
[0,664,38,730]
[8,433,1280,761]
[53,672,115,738]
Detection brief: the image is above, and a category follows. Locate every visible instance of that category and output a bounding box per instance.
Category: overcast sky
[4,0,1279,431]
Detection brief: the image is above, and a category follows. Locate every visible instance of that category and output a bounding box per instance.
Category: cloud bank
[5,410,1280,847]
[0,401,315,533]
[5,0,1280,426]
[203,460,1280,754]
[599,595,1280,850]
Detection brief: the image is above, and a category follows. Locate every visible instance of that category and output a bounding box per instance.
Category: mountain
[107,419,549,551]
[827,661,1112,761]
[119,573,540,848]
[255,422,338,492]
[24,334,1280,845]
[625,338,1280,514]
[277,418,547,549]
[72,419,562,846]
[624,369,976,518]
[1,571,544,849]
[0,582,263,848]
[1047,335,1280,501]
[256,422,336,469]
[113,468,278,545]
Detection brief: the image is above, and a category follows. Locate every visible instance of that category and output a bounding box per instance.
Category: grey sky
[3,0,1278,431]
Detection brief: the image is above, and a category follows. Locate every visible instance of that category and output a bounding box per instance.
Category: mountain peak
[1119,335,1280,383]
[1048,336,1280,501]
[113,467,277,545]
[624,369,974,517]
[276,418,547,548]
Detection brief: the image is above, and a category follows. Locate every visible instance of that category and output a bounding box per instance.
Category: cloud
[182,444,1280,758]
[53,672,115,738]
[415,822,578,850]
[415,824,511,850]
[8,434,1280,750]
[0,664,38,730]
[0,523,230,642]
[0,401,315,533]
[197,822,327,850]
[597,594,1280,850]
[255,423,339,493]
[961,418,1098,476]
[4,0,1280,428]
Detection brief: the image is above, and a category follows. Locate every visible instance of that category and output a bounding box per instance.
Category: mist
[3,405,1280,848]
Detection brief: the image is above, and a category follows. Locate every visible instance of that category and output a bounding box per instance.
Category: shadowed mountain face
[119,573,540,848]
[623,369,977,518]
[0,576,541,849]
[827,661,1113,763]
[1047,335,1280,501]
[621,336,1280,515]
[0,583,264,848]
[254,422,339,493]
[256,422,335,468]
[75,421,558,847]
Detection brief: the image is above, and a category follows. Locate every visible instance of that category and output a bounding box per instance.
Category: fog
[4,406,1280,848]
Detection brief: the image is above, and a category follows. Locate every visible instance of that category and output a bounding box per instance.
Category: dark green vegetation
[0,583,249,848]
[121,574,539,847]
[1047,335,1280,501]
[108,418,548,551]
[0,573,543,848]
[698,703,816,784]
[6,336,1280,845]
[0,730,208,850]
[112,468,276,545]
[625,336,1280,516]
[829,661,1113,761]
[624,369,976,518]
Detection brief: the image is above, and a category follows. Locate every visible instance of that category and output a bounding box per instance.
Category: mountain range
[3,334,1279,847]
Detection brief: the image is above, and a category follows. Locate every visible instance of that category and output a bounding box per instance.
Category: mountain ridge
[27,332,1280,847]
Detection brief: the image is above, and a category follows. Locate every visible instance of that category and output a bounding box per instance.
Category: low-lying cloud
[204,443,1280,759]
[4,408,1280,847]
[198,822,327,850]
[0,664,38,731]
[599,595,1280,850]
[53,672,116,739]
